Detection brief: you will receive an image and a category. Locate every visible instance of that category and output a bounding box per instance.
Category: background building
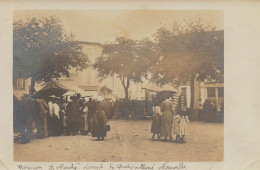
[31,41,145,100]
[180,81,224,112]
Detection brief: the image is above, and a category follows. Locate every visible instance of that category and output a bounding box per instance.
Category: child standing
[173,114,181,143]
[151,102,162,140]
[179,108,189,143]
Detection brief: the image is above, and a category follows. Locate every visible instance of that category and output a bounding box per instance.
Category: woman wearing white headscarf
[90,96,108,141]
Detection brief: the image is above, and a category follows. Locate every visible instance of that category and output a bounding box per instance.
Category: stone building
[14,41,145,100]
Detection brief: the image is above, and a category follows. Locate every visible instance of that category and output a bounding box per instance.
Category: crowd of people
[150,97,189,143]
[14,94,113,144]
[14,92,223,145]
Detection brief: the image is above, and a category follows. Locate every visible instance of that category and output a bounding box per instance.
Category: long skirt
[160,111,173,137]
[48,115,62,136]
[52,116,62,136]
[179,123,188,136]
[67,119,80,135]
[80,113,88,131]
[172,122,180,136]
[91,110,107,138]
[43,114,48,138]
[151,114,161,133]
[35,113,44,139]
[36,113,48,138]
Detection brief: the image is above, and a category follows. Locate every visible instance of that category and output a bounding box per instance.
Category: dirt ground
[14,120,223,162]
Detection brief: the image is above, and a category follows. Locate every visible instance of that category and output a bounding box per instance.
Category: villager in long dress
[52,99,62,136]
[66,96,81,135]
[102,100,111,120]
[80,99,89,135]
[87,98,95,134]
[160,99,175,142]
[91,96,107,141]
[151,103,162,140]
[35,98,49,138]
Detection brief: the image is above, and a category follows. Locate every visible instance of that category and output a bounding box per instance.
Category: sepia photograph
[13,10,224,162]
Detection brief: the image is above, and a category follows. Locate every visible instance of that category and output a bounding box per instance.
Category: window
[14,78,25,89]
[86,47,95,62]
[83,68,95,85]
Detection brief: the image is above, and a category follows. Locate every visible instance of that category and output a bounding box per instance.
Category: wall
[13,78,31,99]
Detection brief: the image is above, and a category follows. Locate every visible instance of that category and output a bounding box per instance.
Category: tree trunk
[124,87,129,100]
[120,76,130,100]
[30,77,36,95]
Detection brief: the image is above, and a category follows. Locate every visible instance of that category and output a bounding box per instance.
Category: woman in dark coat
[66,96,81,135]
[91,96,107,141]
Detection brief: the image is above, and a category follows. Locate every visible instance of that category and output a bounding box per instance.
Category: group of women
[151,98,189,143]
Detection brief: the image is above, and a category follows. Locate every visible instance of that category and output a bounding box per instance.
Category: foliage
[13,16,88,92]
[149,19,224,86]
[93,37,149,99]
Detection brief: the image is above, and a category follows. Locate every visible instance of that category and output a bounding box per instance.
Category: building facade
[15,41,183,101]
[180,81,224,112]
[32,41,145,100]
[13,78,31,99]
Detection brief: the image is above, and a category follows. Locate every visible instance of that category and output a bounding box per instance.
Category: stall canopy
[34,81,69,98]
[143,83,179,106]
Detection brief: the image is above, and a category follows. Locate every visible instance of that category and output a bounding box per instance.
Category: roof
[39,81,67,91]
[35,81,69,98]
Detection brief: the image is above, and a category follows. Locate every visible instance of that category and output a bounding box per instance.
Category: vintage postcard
[13,10,224,163]
[0,1,260,170]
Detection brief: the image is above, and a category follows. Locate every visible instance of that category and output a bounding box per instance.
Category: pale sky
[14,10,223,43]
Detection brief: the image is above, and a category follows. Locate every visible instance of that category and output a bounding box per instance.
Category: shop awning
[35,81,69,98]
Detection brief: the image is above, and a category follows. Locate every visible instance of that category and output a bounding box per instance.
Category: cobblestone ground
[14,120,223,162]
